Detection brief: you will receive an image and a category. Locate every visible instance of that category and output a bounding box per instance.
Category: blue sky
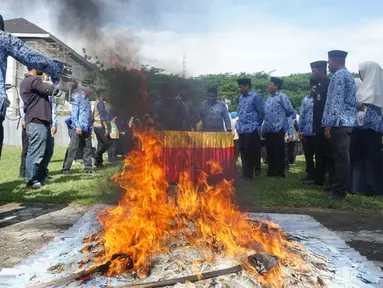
[2,0,383,75]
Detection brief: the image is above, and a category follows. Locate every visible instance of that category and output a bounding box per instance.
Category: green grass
[235,156,383,212]
[0,145,120,205]
[1,146,383,212]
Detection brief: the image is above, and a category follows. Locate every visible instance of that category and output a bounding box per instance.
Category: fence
[3,116,97,147]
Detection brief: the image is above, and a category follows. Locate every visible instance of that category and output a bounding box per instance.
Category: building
[4,18,97,116]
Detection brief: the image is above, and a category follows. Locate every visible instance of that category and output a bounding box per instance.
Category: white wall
[3,116,98,148]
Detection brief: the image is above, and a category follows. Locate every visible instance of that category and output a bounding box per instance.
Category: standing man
[310,60,330,187]
[93,89,111,168]
[236,78,265,179]
[198,87,231,132]
[0,14,62,160]
[62,84,94,174]
[20,68,57,188]
[263,77,295,178]
[299,78,317,184]
[153,83,188,131]
[322,50,357,199]
[18,93,56,180]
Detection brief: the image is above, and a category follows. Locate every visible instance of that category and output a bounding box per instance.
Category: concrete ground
[0,203,382,273]
[0,203,89,269]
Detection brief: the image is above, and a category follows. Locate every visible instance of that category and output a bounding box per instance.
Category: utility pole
[182,52,187,78]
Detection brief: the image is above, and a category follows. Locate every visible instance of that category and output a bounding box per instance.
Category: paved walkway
[0,203,89,269]
[0,203,382,272]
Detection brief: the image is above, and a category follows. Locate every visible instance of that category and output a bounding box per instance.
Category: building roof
[4,18,97,71]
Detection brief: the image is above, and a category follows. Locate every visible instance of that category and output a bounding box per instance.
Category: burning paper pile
[8,130,381,288]
[72,131,324,288]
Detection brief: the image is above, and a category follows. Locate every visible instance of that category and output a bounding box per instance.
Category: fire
[86,130,304,287]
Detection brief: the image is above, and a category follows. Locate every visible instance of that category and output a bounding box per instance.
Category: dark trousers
[287,141,296,164]
[25,122,51,184]
[0,117,3,160]
[265,131,285,177]
[327,127,353,192]
[350,128,383,195]
[239,130,261,178]
[302,136,315,178]
[234,139,239,162]
[314,130,329,185]
[63,131,93,171]
[261,139,267,163]
[107,139,119,164]
[19,127,29,177]
[94,126,111,165]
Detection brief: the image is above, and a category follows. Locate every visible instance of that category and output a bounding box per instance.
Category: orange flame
[92,131,303,287]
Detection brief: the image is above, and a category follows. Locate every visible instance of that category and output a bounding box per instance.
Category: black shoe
[324,190,346,200]
[62,170,70,175]
[324,185,333,192]
[254,169,261,176]
[26,182,43,189]
[302,175,315,185]
[84,169,95,174]
[95,163,104,168]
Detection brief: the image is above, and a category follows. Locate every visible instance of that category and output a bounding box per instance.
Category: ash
[1,206,382,288]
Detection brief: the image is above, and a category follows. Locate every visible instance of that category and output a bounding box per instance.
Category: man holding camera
[20,67,59,188]
[0,14,63,161]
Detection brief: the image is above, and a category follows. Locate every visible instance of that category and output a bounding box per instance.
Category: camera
[52,60,77,96]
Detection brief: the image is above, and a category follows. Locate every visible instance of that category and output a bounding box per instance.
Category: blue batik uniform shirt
[199,100,231,132]
[71,91,92,133]
[0,31,62,119]
[263,91,295,133]
[322,67,357,127]
[299,94,315,136]
[357,103,382,133]
[237,90,265,134]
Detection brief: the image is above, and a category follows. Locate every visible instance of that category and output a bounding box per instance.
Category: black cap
[310,61,327,71]
[328,50,348,59]
[0,15,4,31]
[309,78,318,87]
[237,78,251,86]
[270,77,283,89]
[207,87,217,94]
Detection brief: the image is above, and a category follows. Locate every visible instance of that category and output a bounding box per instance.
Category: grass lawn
[236,157,383,212]
[1,145,383,212]
[0,145,120,205]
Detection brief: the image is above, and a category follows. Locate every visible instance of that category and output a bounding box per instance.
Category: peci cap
[270,77,283,89]
[310,60,327,72]
[207,87,218,94]
[237,78,251,86]
[0,14,4,31]
[328,50,348,59]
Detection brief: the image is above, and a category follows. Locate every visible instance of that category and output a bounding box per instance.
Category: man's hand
[21,121,25,129]
[324,126,331,139]
[298,132,303,139]
[285,134,290,143]
[51,126,57,136]
[105,129,109,137]
[76,127,82,136]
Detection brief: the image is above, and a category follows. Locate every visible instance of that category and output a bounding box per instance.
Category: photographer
[20,68,58,188]
[0,14,63,160]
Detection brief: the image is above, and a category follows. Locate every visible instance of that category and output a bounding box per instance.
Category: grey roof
[4,18,48,34]
[4,18,97,71]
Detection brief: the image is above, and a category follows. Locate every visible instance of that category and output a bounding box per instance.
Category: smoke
[51,0,141,68]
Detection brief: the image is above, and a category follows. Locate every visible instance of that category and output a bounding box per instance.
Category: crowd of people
[155,50,383,200]
[1,14,382,198]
